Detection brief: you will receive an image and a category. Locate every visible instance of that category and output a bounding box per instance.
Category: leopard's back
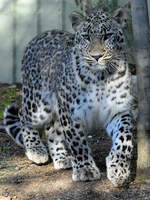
[21,30,75,88]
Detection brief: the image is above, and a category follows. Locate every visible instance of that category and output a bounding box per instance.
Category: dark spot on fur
[120,93,127,98]
[75,123,80,129]
[122,145,127,152]
[128,146,131,152]
[76,99,80,104]
[84,155,88,160]
[83,98,87,103]
[122,114,130,118]
[119,135,124,143]
[73,141,79,147]
[63,120,67,126]
[79,131,84,137]
[126,135,132,141]
[71,146,77,156]
[49,139,54,143]
[117,145,120,150]
[111,164,116,167]
[76,137,80,140]
[66,130,72,139]
[56,130,62,135]
[27,101,31,110]
[124,85,129,90]
[120,163,124,167]
[71,128,75,133]
[112,90,116,94]
[33,132,38,135]
[72,93,76,99]
[40,115,45,120]
[111,97,116,101]
[79,148,83,155]
[44,107,51,113]
[117,101,123,104]
[32,103,37,112]
[121,154,125,159]
[77,156,83,162]
[30,137,36,142]
[56,147,64,152]
[71,107,74,113]
[119,127,124,133]
[82,140,87,145]
[116,82,123,88]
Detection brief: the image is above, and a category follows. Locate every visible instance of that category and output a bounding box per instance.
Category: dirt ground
[0,84,150,200]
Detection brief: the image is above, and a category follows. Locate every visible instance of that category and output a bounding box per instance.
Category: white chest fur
[72,71,133,133]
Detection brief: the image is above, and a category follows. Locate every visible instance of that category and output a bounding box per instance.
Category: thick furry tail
[3,105,24,147]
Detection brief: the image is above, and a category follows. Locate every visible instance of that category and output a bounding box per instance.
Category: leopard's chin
[96,63,107,71]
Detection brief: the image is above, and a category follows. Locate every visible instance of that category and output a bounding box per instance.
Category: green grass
[137,178,145,184]
[0,145,12,153]
[0,158,17,176]
[0,88,19,118]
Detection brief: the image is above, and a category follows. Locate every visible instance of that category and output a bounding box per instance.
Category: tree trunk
[131,0,150,168]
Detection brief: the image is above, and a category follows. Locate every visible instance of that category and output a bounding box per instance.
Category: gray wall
[0,0,150,83]
[0,0,80,83]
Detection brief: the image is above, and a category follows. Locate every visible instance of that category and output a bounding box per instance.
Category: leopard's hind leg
[4,104,49,164]
[22,126,49,164]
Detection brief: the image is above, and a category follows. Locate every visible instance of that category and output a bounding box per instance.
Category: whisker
[108,63,118,73]
[84,56,95,63]
[84,56,94,60]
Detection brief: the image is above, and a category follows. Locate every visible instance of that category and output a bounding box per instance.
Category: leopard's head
[70,10,126,72]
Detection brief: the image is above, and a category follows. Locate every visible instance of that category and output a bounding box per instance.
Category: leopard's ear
[111,2,131,28]
[69,11,85,31]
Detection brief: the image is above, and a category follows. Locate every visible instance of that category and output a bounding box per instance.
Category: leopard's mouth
[90,53,113,71]
[84,53,103,62]
[91,52,112,63]
[84,52,112,70]
[90,54,106,70]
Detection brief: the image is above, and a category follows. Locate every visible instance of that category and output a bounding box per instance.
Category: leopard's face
[71,10,125,71]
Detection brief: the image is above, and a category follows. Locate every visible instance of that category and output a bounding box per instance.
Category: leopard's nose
[91,54,103,62]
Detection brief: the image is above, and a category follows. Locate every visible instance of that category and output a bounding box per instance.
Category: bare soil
[0,84,150,200]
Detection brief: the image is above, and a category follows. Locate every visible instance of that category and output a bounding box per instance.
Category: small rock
[2,191,9,197]
[15,167,20,170]
[145,179,150,184]
[0,196,12,200]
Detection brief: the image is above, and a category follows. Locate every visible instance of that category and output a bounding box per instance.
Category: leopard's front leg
[60,113,100,181]
[46,120,72,170]
[106,112,136,187]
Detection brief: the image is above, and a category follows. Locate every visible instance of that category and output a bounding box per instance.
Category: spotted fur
[4,10,137,186]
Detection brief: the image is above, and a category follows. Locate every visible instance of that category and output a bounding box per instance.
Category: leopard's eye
[82,34,90,41]
[104,33,113,40]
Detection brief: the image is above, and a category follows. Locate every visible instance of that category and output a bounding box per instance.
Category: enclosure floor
[0,83,150,200]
